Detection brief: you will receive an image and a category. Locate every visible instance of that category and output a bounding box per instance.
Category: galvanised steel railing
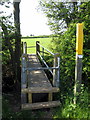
[21,41,60,87]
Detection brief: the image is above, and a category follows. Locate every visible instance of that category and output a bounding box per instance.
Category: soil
[3,91,55,119]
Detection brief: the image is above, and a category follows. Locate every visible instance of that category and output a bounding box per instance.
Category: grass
[3,90,89,119]
[53,87,90,119]
[21,37,52,54]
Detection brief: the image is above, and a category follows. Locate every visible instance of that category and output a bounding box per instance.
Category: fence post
[36,41,40,56]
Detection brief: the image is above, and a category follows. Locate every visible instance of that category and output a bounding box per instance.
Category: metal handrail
[27,46,36,48]
[22,41,60,87]
[37,51,53,75]
[37,42,55,56]
[36,42,60,87]
[25,66,59,71]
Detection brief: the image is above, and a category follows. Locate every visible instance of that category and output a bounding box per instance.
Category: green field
[21,37,52,54]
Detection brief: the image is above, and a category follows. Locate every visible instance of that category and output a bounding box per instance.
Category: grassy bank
[21,37,52,54]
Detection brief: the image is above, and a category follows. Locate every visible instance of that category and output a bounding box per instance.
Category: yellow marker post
[76,23,84,55]
[74,23,84,104]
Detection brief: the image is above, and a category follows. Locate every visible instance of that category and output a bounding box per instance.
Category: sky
[0,0,52,36]
[20,0,52,36]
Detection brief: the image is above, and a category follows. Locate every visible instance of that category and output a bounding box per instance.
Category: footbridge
[21,41,60,110]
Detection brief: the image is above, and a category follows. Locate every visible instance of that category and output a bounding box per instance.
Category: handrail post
[42,47,44,58]
[36,41,40,57]
[53,53,60,87]
[21,55,27,103]
[56,57,60,87]
[24,42,27,54]
[22,56,27,85]
[25,42,27,54]
[21,42,23,55]
[53,55,57,87]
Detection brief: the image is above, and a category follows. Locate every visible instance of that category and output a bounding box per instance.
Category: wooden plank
[22,87,59,93]
[27,54,52,88]
[22,101,60,110]
[28,93,32,103]
[48,93,52,101]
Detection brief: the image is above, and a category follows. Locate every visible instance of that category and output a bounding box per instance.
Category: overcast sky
[20,0,52,36]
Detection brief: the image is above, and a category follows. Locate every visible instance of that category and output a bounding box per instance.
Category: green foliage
[53,86,90,119]
[2,98,32,119]
[2,97,16,119]
[39,2,90,118]
[48,23,76,95]
[40,0,90,90]
[2,96,46,119]
[2,1,90,119]
[39,1,79,33]
[1,1,21,84]
[1,16,15,64]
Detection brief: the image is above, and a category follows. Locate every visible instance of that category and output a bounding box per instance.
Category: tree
[0,1,21,92]
[13,1,21,85]
[39,0,78,34]
[39,1,90,93]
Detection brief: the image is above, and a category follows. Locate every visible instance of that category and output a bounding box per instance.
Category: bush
[53,87,90,119]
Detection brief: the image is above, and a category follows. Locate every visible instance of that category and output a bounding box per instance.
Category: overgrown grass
[21,37,52,54]
[53,86,90,119]
[3,87,89,119]
[2,97,48,119]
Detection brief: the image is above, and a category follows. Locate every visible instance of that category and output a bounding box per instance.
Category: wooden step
[22,87,60,93]
[22,101,60,110]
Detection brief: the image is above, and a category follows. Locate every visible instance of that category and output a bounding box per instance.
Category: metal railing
[21,41,60,87]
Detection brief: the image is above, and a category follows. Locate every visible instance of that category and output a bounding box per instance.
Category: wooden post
[48,93,52,101]
[28,93,32,103]
[74,23,83,104]
[36,41,40,56]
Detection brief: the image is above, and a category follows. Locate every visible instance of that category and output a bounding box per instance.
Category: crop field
[21,37,52,54]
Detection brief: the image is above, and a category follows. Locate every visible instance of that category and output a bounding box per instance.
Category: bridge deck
[21,54,60,109]
[27,54,52,88]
